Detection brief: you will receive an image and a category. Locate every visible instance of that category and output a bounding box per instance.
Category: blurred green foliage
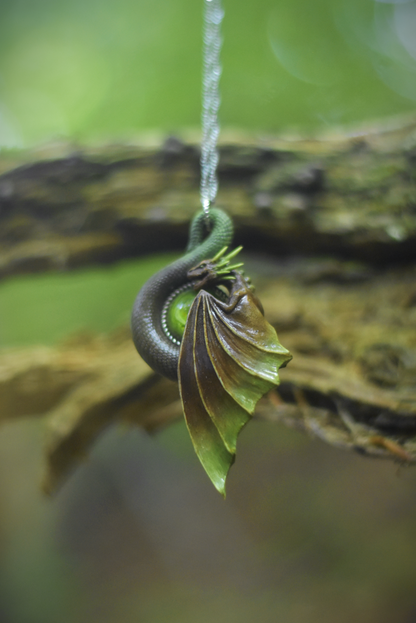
[0,255,178,347]
[0,0,415,147]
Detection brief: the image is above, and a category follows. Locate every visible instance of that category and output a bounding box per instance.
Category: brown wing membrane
[195,296,251,453]
[178,294,234,496]
[178,282,292,495]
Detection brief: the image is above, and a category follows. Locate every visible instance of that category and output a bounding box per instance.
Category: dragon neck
[131,208,234,380]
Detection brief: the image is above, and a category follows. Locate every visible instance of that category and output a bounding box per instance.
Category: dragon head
[187,246,244,290]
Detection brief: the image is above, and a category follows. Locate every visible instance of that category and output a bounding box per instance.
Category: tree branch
[1,118,416,280]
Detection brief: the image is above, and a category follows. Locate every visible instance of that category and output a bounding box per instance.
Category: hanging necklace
[131,0,292,496]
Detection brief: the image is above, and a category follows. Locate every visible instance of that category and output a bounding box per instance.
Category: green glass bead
[166,288,198,340]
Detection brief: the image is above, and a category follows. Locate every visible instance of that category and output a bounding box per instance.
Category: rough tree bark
[1,117,415,492]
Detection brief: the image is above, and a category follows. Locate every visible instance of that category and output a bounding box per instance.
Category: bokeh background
[1,0,416,621]
[1,0,416,147]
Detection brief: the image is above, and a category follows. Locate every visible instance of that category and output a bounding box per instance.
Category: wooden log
[1,117,416,280]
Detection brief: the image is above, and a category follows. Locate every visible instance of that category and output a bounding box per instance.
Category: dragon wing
[178,287,292,496]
